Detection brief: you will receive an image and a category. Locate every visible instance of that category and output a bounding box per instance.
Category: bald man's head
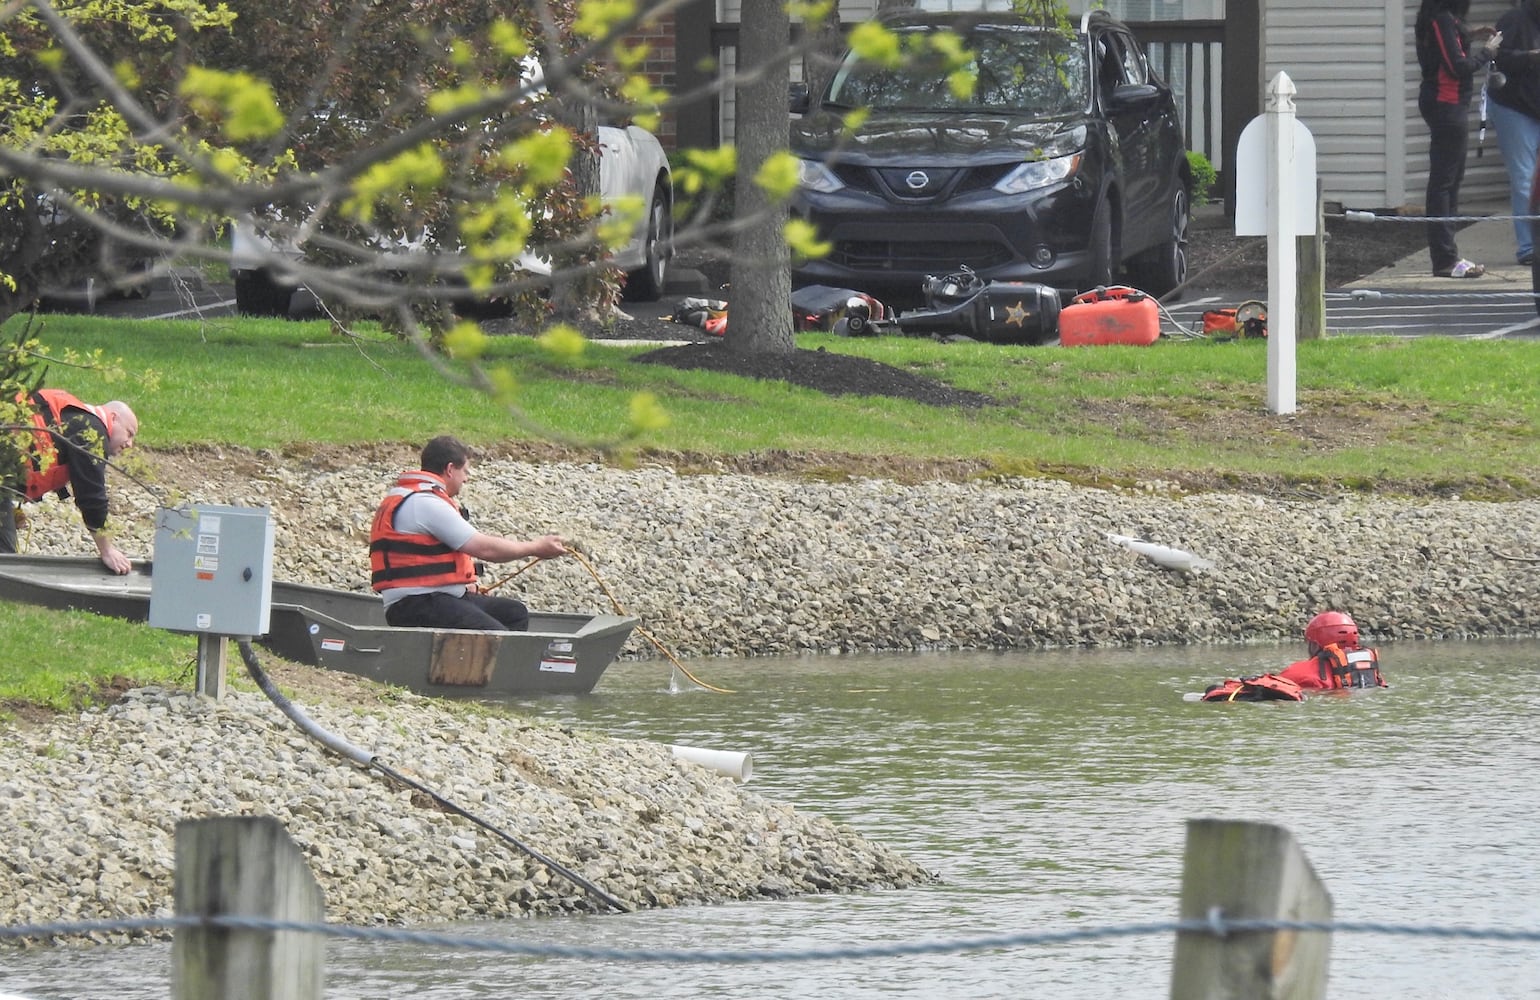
[101,400,137,456]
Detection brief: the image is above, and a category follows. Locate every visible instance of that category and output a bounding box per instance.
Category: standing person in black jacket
[1416,0,1501,278]
[1491,0,1540,266]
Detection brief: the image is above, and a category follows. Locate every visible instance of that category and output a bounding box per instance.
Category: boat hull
[0,555,637,696]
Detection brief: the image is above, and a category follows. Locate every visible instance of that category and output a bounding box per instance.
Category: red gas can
[1057,285,1160,346]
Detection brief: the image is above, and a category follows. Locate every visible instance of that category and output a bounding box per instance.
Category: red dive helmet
[1305,611,1359,653]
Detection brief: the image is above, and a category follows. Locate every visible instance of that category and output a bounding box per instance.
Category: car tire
[233,268,291,317]
[1083,197,1115,291]
[623,185,672,302]
[1128,182,1189,299]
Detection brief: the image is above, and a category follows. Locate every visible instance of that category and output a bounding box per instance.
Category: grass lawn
[13,312,1540,491]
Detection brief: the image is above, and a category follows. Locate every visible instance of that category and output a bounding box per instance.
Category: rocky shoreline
[0,685,930,944]
[4,451,1538,943]
[79,449,1540,650]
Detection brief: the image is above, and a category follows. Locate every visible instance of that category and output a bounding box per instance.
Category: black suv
[789,10,1191,302]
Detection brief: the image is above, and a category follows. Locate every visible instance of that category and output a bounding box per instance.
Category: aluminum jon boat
[0,554,638,697]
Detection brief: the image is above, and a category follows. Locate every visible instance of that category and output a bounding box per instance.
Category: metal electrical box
[149,504,274,637]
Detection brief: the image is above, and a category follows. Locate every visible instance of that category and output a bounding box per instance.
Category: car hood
[791,109,1086,165]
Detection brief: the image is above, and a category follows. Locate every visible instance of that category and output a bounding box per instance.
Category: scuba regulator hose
[236,640,631,914]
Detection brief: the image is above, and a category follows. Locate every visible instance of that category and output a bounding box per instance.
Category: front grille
[832,162,1019,203]
[831,239,1013,271]
[873,167,960,200]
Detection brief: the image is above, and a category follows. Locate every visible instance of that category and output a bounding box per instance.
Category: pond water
[4,640,1539,999]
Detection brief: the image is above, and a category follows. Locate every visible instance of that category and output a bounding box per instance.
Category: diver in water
[1201,611,1385,702]
[1278,611,1387,692]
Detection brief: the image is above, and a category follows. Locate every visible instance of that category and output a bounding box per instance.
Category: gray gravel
[5,457,1538,943]
[70,454,1540,651]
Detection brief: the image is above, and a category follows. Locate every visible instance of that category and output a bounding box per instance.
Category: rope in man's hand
[483,542,733,694]
[480,557,543,594]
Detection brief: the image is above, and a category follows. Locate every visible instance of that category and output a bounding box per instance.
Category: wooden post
[173,816,325,1000]
[1169,819,1333,1000]
[1296,181,1326,341]
[195,634,228,701]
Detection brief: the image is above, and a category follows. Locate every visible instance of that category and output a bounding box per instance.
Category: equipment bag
[791,285,888,332]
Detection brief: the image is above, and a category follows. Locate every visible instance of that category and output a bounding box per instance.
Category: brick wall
[623,11,679,149]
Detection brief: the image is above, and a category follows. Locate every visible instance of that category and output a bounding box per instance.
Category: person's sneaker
[1435,259,1486,278]
[1521,251,1535,267]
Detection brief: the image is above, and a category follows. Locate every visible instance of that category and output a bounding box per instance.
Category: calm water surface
[4,641,1538,999]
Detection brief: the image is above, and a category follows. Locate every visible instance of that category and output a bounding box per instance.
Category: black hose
[237,640,631,914]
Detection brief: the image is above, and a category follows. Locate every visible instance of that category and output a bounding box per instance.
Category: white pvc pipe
[670,744,753,782]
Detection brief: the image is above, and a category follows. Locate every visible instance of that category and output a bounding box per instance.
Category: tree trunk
[552,100,604,325]
[726,0,794,356]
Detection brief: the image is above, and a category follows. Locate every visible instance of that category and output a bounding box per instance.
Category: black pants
[1421,99,1469,274]
[384,591,530,631]
[0,498,18,554]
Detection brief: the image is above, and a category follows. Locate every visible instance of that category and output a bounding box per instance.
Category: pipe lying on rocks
[670,744,754,782]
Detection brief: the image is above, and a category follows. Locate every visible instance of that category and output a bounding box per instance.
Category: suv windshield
[824,24,1088,116]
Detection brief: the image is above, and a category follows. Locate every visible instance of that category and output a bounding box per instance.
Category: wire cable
[236,639,631,913]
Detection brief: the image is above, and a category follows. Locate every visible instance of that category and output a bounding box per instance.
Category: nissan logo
[905,170,930,191]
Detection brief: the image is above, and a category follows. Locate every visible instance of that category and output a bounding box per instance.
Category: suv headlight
[994,152,1084,195]
[797,158,845,194]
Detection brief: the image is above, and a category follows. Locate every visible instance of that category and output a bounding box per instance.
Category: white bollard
[670,744,754,782]
[1265,70,1299,415]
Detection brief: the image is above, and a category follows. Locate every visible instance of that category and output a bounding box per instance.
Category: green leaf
[500,129,574,190]
[442,322,489,360]
[178,67,284,142]
[847,22,902,67]
[755,151,801,201]
[785,218,832,260]
[574,0,639,40]
[488,20,531,58]
[628,391,670,433]
[537,324,588,360]
[343,144,446,224]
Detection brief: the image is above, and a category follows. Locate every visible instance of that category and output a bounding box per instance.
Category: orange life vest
[1313,644,1386,689]
[368,471,476,592]
[13,389,114,502]
[1201,673,1305,702]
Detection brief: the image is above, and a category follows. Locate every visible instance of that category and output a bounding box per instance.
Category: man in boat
[1277,610,1387,691]
[1201,610,1386,702]
[2,389,139,574]
[369,435,568,630]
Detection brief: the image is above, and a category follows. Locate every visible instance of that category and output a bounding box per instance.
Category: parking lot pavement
[40,270,238,321]
[1160,216,1540,341]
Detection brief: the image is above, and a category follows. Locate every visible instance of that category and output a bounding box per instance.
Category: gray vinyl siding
[1266,0,1508,211]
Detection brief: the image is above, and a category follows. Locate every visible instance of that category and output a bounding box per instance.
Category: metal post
[195,634,229,701]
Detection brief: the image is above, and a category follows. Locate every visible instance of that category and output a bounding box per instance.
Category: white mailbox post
[1234,72,1317,416]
